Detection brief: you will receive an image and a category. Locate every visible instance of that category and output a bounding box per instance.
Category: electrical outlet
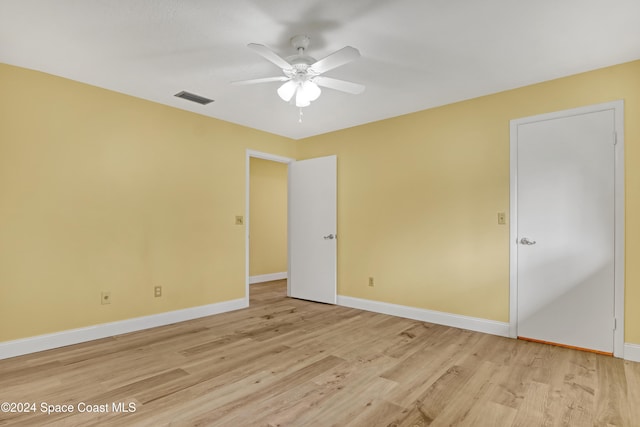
[368,277,374,287]
[101,291,111,305]
[154,286,162,298]
[235,215,244,225]
[497,212,506,225]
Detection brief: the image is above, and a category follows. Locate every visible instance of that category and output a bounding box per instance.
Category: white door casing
[245,150,294,305]
[509,101,624,357]
[288,155,337,304]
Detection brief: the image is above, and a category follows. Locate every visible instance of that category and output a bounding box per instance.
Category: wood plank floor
[1,280,639,426]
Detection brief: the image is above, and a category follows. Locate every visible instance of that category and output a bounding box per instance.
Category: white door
[288,155,337,304]
[513,107,617,354]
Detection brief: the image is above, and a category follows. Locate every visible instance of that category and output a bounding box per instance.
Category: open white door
[288,155,337,304]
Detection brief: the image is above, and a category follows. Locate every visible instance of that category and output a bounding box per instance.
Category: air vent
[174,91,214,105]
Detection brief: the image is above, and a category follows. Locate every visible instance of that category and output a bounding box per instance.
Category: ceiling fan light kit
[233,35,365,111]
[276,77,321,107]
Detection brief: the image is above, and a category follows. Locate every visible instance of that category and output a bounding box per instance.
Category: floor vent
[174,91,214,105]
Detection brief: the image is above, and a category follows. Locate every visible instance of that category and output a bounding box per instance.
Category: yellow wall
[2,59,639,347]
[249,158,288,276]
[297,60,640,344]
[0,63,296,342]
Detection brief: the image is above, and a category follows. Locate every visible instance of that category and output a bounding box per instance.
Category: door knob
[323,234,335,240]
[520,237,536,245]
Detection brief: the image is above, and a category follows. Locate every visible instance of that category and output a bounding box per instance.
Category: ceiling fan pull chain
[298,108,303,123]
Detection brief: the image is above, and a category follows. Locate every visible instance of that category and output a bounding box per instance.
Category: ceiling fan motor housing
[286,35,317,74]
[286,56,317,73]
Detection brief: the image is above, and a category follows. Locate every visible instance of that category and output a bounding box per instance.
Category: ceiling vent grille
[174,91,214,105]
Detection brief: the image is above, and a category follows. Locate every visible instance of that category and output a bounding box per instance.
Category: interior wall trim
[624,343,640,362]
[338,294,640,362]
[245,149,295,305]
[337,295,510,338]
[249,272,288,284]
[0,298,247,360]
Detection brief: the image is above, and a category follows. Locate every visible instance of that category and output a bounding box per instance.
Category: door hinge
[613,132,618,145]
[613,317,617,330]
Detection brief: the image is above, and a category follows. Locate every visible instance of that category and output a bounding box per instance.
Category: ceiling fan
[232,35,365,108]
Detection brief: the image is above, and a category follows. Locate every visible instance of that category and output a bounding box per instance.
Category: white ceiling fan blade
[232,76,289,86]
[247,43,292,70]
[314,76,365,94]
[309,46,360,74]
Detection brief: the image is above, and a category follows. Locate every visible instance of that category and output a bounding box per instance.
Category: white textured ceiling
[1,0,639,140]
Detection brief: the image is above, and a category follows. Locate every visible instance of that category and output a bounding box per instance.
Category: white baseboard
[0,298,247,360]
[249,272,287,284]
[337,295,510,337]
[5,292,636,363]
[337,296,640,363]
[624,343,640,362]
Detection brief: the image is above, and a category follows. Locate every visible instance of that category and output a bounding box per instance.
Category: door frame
[509,100,625,357]
[245,149,294,305]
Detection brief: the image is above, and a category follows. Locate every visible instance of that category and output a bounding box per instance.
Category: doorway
[245,151,338,306]
[509,101,624,357]
[245,150,293,305]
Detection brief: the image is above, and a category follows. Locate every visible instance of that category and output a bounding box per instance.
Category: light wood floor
[1,280,639,426]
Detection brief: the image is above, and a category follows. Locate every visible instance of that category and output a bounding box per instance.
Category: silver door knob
[323,234,335,240]
[520,237,536,245]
